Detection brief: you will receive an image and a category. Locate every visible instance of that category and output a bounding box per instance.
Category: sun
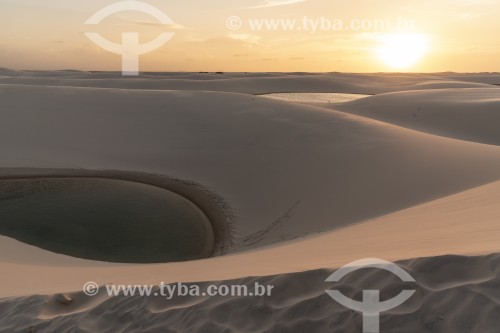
[376,33,429,69]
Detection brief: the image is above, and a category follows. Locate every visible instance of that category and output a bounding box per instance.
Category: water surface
[263,93,370,104]
[0,178,214,263]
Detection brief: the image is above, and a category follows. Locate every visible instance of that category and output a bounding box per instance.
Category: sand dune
[1,71,500,332]
[1,172,500,299]
[334,88,500,146]
[2,84,500,246]
[1,253,499,333]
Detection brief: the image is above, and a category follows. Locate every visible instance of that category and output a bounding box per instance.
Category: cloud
[131,20,186,30]
[251,0,307,9]
[404,0,495,20]
[227,32,261,45]
[453,0,496,5]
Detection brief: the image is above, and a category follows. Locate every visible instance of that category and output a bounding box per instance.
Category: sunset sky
[1,0,499,72]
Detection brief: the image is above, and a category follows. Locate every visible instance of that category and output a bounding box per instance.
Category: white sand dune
[1,71,500,332]
[1,179,500,299]
[1,254,499,333]
[2,84,500,244]
[0,182,500,332]
[334,88,500,146]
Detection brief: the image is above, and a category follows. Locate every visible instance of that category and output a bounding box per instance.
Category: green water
[0,178,214,263]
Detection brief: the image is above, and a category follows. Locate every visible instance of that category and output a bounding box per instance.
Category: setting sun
[376,33,429,69]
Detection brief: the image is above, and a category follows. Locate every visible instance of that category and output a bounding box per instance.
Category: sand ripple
[1,253,499,332]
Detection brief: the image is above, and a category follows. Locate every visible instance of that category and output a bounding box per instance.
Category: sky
[1,0,499,72]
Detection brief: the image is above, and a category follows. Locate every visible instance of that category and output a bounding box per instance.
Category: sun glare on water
[376,33,429,69]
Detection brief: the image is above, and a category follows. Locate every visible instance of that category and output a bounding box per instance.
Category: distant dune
[1,70,499,94]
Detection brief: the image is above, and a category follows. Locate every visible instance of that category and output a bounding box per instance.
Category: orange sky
[1,0,499,72]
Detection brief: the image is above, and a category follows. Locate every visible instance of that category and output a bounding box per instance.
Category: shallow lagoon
[0,178,214,263]
[262,93,370,104]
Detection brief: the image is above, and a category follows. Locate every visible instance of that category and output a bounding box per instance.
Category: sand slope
[335,88,500,146]
[2,84,500,246]
[0,253,499,333]
[1,71,500,332]
[1,179,500,298]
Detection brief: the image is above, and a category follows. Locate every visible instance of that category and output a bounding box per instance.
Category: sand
[335,88,500,146]
[1,178,500,299]
[0,70,500,332]
[2,254,499,333]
